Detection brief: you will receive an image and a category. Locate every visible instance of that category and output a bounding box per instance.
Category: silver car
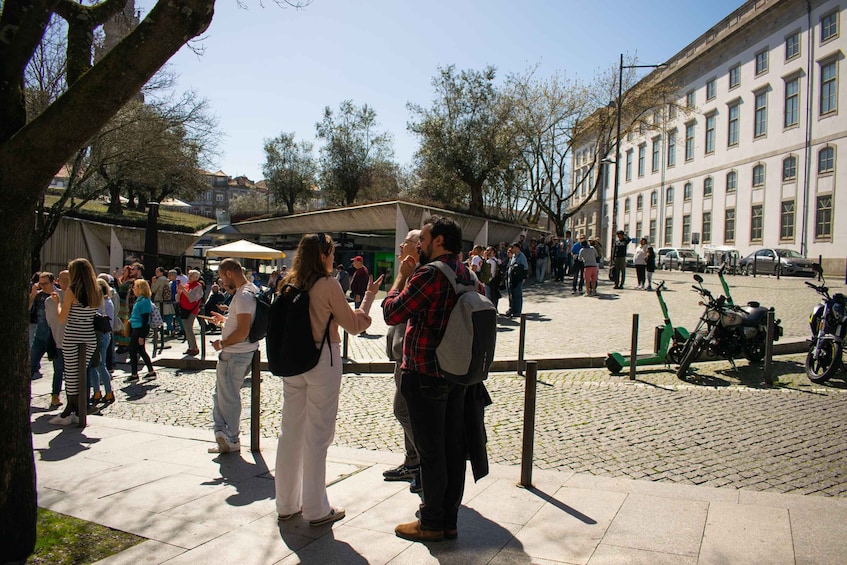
[739,248,816,276]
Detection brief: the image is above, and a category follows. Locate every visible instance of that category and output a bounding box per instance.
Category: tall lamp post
[611,54,667,243]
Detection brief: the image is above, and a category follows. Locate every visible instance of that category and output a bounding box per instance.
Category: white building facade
[573,0,845,272]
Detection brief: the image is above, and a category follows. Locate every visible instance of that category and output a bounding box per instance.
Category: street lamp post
[611,54,667,245]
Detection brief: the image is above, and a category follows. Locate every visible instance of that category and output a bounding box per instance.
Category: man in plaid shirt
[383,216,483,543]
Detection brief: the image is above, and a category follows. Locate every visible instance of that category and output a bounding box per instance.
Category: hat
[352,255,363,262]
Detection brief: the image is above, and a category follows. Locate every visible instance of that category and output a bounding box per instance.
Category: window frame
[666,186,674,204]
[706,78,716,101]
[703,176,713,197]
[705,112,716,154]
[725,208,736,243]
[726,170,737,193]
[727,102,740,146]
[780,199,795,241]
[783,155,797,181]
[821,10,839,44]
[815,195,832,239]
[667,130,676,167]
[785,31,801,61]
[820,59,838,116]
[784,75,800,128]
[638,143,646,177]
[729,65,741,89]
[664,217,674,247]
[755,49,769,75]
[651,137,661,173]
[650,190,658,208]
[818,146,835,174]
[636,194,643,210]
[702,211,712,243]
[754,90,768,138]
[685,122,695,161]
[686,91,696,108]
[683,182,692,201]
[750,204,764,242]
[625,149,633,182]
[752,163,765,188]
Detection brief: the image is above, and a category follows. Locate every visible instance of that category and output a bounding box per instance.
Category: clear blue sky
[136,0,745,181]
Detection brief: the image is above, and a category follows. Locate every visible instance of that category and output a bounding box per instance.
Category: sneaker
[49,394,63,409]
[102,392,116,405]
[395,520,444,542]
[125,374,139,382]
[309,507,345,527]
[144,371,157,380]
[383,464,419,481]
[208,431,240,454]
[409,473,422,494]
[49,413,79,426]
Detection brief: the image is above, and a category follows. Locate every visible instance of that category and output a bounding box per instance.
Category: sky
[135,0,745,182]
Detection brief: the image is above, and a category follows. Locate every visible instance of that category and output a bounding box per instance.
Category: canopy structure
[205,239,286,260]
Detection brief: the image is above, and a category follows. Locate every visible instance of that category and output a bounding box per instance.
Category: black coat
[464,382,492,482]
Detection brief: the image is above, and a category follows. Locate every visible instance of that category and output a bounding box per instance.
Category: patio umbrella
[205,239,286,260]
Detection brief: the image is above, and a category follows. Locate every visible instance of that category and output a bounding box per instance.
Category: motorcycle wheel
[744,338,765,363]
[666,343,682,365]
[805,340,842,384]
[676,336,703,380]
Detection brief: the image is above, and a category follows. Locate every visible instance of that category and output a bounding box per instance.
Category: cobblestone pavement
[57,350,847,499]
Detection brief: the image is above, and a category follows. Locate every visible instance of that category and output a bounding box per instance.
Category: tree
[315,100,394,206]
[0,1,215,560]
[407,65,517,214]
[262,132,316,214]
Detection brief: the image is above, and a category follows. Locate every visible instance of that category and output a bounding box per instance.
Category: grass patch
[43,194,214,233]
[28,507,144,565]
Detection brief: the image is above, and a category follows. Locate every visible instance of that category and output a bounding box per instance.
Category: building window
[215,194,224,203]
[682,215,692,244]
[725,208,736,242]
[820,60,838,116]
[668,103,677,121]
[602,162,610,189]
[821,11,839,43]
[818,146,834,173]
[667,131,676,167]
[625,150,633,181]
[727,103,739,146]
[755,50,769,75]
[754,91,768,137]
[705,113,716,154]
[666,186,674,204]
[752,164,765,187]
[624,197,631,213]
[706,79,716,101]
[786,32,800,60]
[653,110,661,125]
[784,77,800,127]
[636,221,642,239]
[816,195,832,238]
[783,156,797,181]
[685,123,695,161]
[781,200,795,240]
[651,138,660,172]
[649,219,657,244]
[650,190,658,207]
[637,194,643,210]
[683,182,692,200]
[751,205,764,241]
[702,212,712,243]
[704,177,713,197]
[664,218,674,246]
[726,170,737,193]
[638,144,646,177]
[686,91,695,108]
[729,65,740,89]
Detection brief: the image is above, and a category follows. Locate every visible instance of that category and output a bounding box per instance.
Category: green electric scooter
[605,281,690,373]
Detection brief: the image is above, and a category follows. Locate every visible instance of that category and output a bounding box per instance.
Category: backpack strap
[429,261,478,296]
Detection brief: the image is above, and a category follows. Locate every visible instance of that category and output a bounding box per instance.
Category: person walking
[571,237,585,295]
[48,258,101,425]
[382,230,422,493]
[633,238,648,289]
[275,234,382,528]
[126,279,156,382]
[176,269,203,356]
[612,231,629,289]
[579,238,600,297]
[207,258,260,454]
[349,255,369,309]
[645,246,657,291]
[506,242,528,317]
[383,216,487,543]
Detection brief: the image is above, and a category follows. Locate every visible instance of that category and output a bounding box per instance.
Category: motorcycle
[676,273,782,379]
[804,264,847,383]
[605,281,690,373]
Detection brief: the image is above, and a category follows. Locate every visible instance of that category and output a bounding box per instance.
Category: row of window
[622,146,836,216]
[623,194,831,249]
[697,10,838,106]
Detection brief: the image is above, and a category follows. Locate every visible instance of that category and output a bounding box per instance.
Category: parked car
[657,247,706,272]
[738,248,817,276]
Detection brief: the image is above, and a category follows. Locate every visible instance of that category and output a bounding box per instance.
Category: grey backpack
[429,261,497,385]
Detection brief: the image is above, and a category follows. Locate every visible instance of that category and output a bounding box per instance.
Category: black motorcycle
[676,274,782,379]
[804,265,847,383]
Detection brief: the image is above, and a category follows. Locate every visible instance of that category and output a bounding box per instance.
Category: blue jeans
[87,333,112,395]
[30,334,50,376]
[52,350,64,395]
[509,281,523,315]
[212,349,256,444]
[535,258,547,282]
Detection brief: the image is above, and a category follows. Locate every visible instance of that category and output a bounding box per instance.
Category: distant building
[187,170,267,219]
[572,0,845,273]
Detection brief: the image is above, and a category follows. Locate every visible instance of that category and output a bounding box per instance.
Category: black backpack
[266,284,333,376]
[248,288,272,343]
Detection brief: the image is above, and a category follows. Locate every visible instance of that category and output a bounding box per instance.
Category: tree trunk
[0,206,38,562]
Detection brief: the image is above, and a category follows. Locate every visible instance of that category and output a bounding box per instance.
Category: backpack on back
[429,261,497,386]
[266,284,333,376]
[248,287,272,343]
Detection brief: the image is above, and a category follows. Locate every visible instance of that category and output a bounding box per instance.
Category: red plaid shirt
[383,255,482,378]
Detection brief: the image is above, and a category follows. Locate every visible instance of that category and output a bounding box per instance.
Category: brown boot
[50,394,63,409]
[395,520,444,542]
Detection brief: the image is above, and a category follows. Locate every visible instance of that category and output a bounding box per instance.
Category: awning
[204,239,286,260]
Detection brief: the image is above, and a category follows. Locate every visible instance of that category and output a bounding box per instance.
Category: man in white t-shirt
[208,258,259,454]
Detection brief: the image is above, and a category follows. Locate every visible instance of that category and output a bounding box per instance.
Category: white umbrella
[205,239,286,260]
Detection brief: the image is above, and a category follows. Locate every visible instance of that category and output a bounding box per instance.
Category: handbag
[93,312,112,333]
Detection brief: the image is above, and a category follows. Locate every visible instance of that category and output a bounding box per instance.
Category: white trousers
[274,342,342,520]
